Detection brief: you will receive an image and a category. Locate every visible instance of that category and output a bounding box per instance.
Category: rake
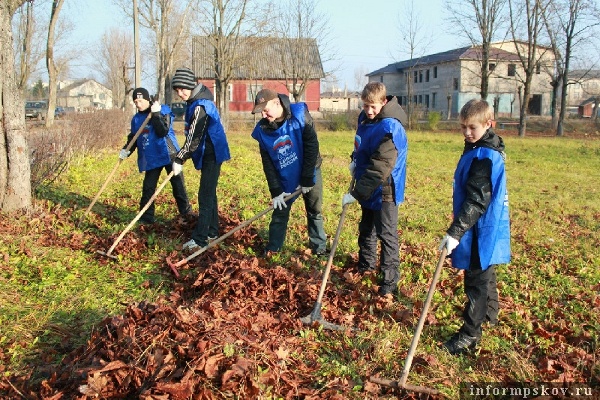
[96,171,174,260]
[78,112,152,226]
[369,248,447,396]
[166,189,302,277]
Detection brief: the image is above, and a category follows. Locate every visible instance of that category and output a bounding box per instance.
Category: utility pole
[133,0,141,88]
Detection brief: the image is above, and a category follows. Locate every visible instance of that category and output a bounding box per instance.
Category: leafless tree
[446,0,508,100]
[114,0,192,104]
[508,0,548,137]
[44,0,64,127]
[275,0,331,103]
[396,0,433,129]
[353,66,368,92]
[543,0,600,135]
[191,0,254,123]
[1,0,31,211]
[98,28,135,110]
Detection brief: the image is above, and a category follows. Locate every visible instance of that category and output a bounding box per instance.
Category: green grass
[1,129,599,398]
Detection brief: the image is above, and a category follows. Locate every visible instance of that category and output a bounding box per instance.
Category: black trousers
[191,151,221,246]
[460,264,499,338]
[139,164,191,223]
[357,201,400,287]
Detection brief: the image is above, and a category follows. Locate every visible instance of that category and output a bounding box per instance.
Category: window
[426,69,430,82]
[414,71,418,83]
[418,94,422,104]
[419,70,423,83]
[413,95,417,104]
[433,66,438,78]
[453,78,459,91]
[287,83,305,102]
[227,84,233,102]
[536,62,541,74]
[247,84,262,102]
[508,64,516,77]
[489,63,496,71]
[432,92,437,108]
[380,75,384,83]
[425,94,429,108]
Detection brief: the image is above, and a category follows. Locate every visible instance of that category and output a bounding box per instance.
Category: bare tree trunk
[45,0,64,127]
[16,1,33,91]
[1,0,32,212]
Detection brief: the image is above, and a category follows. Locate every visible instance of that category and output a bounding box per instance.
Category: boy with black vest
[342,82,408,297]
[439,98,510,355]
[120,87,192,225]
[170,67,231,251]
[250,89,327,256]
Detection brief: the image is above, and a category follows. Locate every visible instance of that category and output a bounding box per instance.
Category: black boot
[443,332,480,355]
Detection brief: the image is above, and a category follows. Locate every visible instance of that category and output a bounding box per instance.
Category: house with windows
[191,36,324,113]
[367,41,555,118]
[57,79,113,111]
[566,69,600,109]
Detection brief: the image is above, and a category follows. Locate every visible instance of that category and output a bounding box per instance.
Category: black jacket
[257,94,322,198]
[175,84,216,164]
[447,129,506,240]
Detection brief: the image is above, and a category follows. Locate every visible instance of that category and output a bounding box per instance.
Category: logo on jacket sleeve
[273,135,298,169]
[354,135,361,151]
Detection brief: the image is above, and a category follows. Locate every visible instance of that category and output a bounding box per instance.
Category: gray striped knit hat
[172,67,196,90]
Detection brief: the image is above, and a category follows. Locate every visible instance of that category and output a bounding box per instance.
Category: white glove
[172,162,183,176]
[296,184,312,194]
[348,161,356,175]
[272,192,290,210]
[151,101,161,113]
[439,234,460,255]
[119,149,130,160]
[342,193,356,206]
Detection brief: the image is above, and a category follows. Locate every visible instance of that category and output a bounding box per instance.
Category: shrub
[27,109,130,191]
[427,111,442,131]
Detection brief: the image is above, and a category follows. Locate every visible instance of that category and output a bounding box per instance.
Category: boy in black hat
[119,87,192,224]
[170,67,231,251]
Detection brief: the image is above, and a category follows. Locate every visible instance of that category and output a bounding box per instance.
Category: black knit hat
[172,67,196,90]
[132,87,150,102]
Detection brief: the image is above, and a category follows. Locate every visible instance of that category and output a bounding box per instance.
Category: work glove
[272,192,290,210]
[296,184,312,194]
[439,234,460,255]
[119,149,130,160]
[172,161,183,176]
[150,101,161,113]
[348,160,356,176]
[342,193,356,206]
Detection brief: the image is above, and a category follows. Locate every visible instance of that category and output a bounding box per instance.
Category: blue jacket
[130,105,179,172]
[251,103,308,196]
[451,146,511,270]
[352,97,407,210]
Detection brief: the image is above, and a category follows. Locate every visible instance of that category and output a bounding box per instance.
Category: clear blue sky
[63,0,463,92]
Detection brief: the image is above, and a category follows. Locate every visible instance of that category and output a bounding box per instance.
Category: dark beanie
[172,67,196,90]
[132,87,150,102]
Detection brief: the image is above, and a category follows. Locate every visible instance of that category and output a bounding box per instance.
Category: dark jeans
[139,164,191,223]
[460,264,499,338]
[266,168,327,253]
[357,201,400,287]
[191,152,221,246]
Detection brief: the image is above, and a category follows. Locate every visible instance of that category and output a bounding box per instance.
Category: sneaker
[208,235,218,242]
[312,248,329,257]
[182,239,201,252]
[443,332,480,355]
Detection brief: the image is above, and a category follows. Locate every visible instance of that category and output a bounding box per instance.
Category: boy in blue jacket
[170,67,231,251]
[119,87,192,225]
[439,98,510,355]
[342,82,408,297]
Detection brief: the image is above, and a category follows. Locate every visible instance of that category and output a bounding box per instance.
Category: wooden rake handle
[79,112,152,224]
[173,188,303,268]
[103,170,175,257]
